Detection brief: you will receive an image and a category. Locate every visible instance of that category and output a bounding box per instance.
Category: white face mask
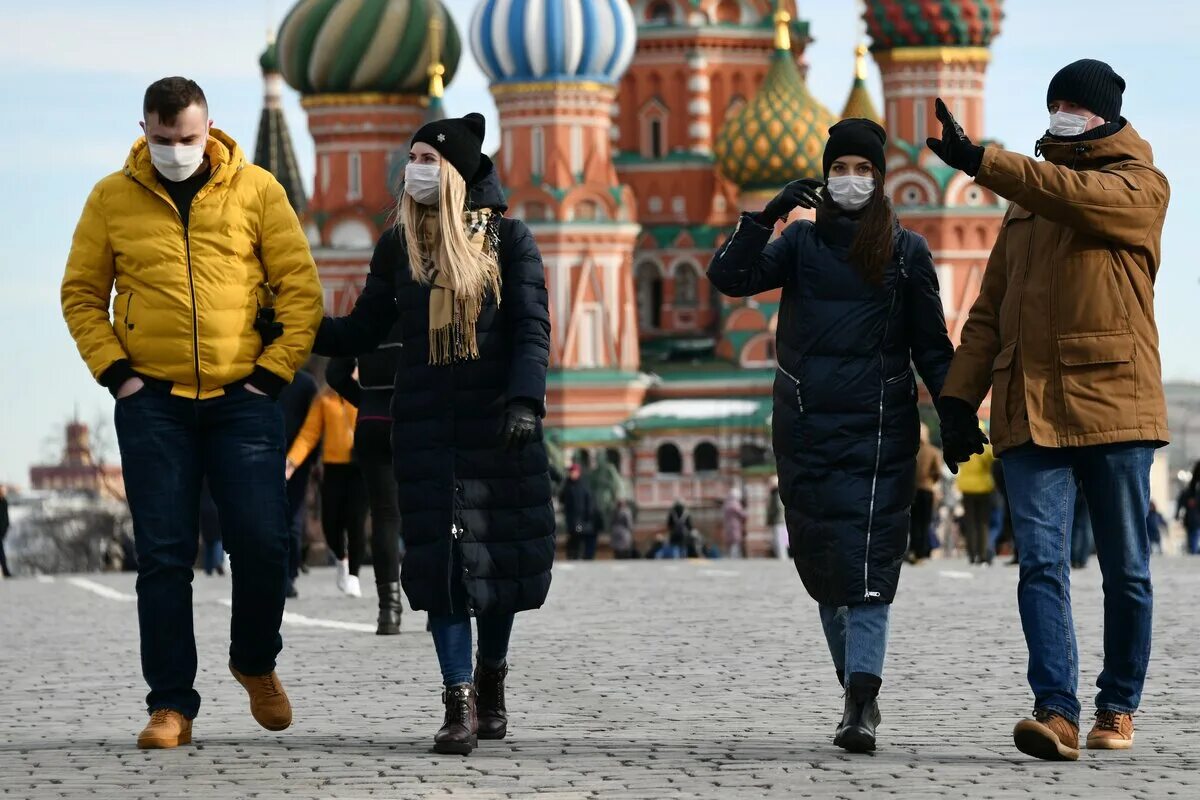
[826,175,875,211]
[404,163,441,205]
[1048,110,1096,138]
[148,142,206,182]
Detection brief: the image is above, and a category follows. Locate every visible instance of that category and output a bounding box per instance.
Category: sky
[0,0,1196,485]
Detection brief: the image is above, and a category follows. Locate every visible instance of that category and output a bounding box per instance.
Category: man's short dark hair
[143,77,207,123]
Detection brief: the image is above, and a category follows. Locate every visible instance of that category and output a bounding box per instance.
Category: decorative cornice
[873,47,992,66]
[490,80,615,98]
[301,93,425,109]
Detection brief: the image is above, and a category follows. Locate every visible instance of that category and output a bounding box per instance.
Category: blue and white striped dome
[470,0,638,85]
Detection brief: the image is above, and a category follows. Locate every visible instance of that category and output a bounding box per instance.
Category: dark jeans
[428,613,516,686]
[909,489,934,559]
[115,384,289,719]
[321,463,368,575]
[1188,527,1200,555]
[0,532,11,577]
[285,460,313,583]
[1001,442,1154,724]
[355,422,402,585]
[961,493,994,563]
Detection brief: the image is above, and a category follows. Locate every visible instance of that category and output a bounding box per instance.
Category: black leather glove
[500,400,539,452]
[925,98,985,177]
[758,179,824,224]
[937,396,988,474]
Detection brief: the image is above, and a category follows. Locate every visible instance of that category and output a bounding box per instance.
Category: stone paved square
[2,557,1198,799]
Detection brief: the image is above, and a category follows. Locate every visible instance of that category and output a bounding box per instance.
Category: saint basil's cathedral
[256,0,1005,552]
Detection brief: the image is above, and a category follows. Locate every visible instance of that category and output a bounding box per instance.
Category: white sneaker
[336,559,350,593]
[344,575,362,598]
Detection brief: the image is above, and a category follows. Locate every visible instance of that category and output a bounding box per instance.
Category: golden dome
[714,7,838,191]
[841,43,881,124]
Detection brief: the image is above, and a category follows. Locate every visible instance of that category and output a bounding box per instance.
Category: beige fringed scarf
[422,208,501,365]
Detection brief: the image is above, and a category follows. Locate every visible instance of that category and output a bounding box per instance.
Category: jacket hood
[124,127,246,187]
[467,155,508,214]
[1037,121,1154,169]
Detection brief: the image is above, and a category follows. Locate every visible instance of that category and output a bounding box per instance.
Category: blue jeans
[116,383,290,719]
[1001,442,1154,724]
[819,603,890,680]
[1188,527,1200,555]
[203,539,224,575]
[428,614,516,686]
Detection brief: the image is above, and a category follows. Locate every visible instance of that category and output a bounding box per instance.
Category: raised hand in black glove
[758,179,824,225]
[500,400,539,452]
[937,396,988,474]
[925,98,985,177]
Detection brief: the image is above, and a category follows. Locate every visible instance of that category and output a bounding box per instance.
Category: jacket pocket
[113,291,135,351]
[989,342,1017,431]
[1057,332,1136,435]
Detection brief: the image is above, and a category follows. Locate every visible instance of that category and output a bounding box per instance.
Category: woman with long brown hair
[708,118,964,752]
[311,113,553,755]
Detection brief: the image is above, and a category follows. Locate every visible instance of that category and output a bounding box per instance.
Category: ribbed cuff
[99,360,137,398]
[246,366,287,399]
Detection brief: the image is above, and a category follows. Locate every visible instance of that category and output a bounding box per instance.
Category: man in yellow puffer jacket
[955,433,996,566]
[60,77,322,750]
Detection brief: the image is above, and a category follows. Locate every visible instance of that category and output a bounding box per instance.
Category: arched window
[572,200,604,221]
[605,448,622,470]
[715,0,740,24]
[694,442,719,473]
[647,0,673,24]
[574,449,592,469]
[673,262,700,307]
[635,261,664,330]
[657,443,682,474]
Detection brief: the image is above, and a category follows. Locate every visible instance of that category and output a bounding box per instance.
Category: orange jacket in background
[286,389,357,466]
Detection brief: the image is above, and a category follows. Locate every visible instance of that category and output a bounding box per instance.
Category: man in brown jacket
[928,60,1169,761]
[908,424,942,564]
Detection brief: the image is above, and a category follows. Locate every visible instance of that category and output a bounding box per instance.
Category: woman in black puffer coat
[313,114,553,756]
[708,119,957,753]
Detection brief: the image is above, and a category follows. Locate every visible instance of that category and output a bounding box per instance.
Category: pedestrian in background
[932,59,1170,759]
[1176,462,1200,555]
[955,431,996,565]
[560,463,596,560]
[198,481,224,577]
[311,113,554,756]
[0,485,12,579]
[61,77,322,749]
[663,500,694,560]
[286,384,366,598]
[723,488,748,558]
[610,499,636,559]
[908,424,941,564]
[767,478,788,559]
[993,456,1017,565]
[1070,482,1094,569]
[279,364,319,598]
[327,336,406,635]
[708,118,958,753]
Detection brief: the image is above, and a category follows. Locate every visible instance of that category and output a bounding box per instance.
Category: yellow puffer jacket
[956,443,996,496]
[61,129,323,398]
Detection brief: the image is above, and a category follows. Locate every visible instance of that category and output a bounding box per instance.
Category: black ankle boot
[834,673,882,753]
[474,658,509,740]
[433,684,477,755]
[375,581,402,636]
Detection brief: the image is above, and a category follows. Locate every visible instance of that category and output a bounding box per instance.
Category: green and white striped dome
[277,0,461,95]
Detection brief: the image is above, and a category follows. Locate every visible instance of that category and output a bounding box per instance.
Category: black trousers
[909,489,934,559]
[0,532,11,577]
[961,492,994,563]
[321,463,368,576]
[355,421,402,585]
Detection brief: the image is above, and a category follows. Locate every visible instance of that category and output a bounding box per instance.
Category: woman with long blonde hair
[312,113,553,755]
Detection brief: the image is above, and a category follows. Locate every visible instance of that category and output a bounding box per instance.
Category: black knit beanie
[1046,59,1125,122]
[411,112,486,184]
[823,118,887,178]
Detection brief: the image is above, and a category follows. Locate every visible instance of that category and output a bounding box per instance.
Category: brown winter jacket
[941,123,1170,455]
[916,439,942,493]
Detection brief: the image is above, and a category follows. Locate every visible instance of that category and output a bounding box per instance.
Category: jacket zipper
[447,356,460,616]
[778,363,804,413]
[863,255,905,601]
[123,292,135,337]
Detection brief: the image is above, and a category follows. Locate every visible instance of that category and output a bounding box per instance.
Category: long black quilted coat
[708,211,953,606]
[314,162,554,616]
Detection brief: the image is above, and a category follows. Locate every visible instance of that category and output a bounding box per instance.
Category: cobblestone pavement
[2,556,1199,799]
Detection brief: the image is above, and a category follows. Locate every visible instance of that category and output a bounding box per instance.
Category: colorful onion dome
[714,9,837,191]
[469,0,637,86]
[277,0,461,95]
[864,0,1003,50]
[841,44,881,124]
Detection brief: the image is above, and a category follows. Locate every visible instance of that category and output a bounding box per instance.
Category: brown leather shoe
[1087,710,1135,750]
[137,709,192,749]
[434,684,478,755]
[1013,709,1080,761]
[229,662,293,731]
